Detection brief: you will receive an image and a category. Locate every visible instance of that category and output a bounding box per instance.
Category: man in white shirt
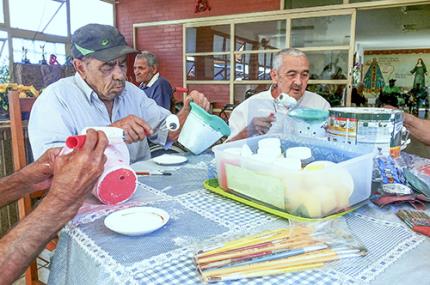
[228,48,330,141]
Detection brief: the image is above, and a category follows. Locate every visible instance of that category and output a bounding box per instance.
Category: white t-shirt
[228,89,330,139]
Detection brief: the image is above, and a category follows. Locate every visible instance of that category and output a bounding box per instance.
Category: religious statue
[195,0,211,13]
[39,45,47,65]
[21,47,30,64]
[410,58,427,89]
[363,58,385,95]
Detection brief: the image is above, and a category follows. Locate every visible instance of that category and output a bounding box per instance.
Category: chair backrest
[8,91,35,174]
[7,90,41,285]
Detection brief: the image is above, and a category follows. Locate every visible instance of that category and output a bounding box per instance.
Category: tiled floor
[12,249,54,285]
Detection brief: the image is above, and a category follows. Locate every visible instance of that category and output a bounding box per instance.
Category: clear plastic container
[212,134,375,219]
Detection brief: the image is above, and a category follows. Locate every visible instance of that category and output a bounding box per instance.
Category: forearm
[0,193,81,284]
[226,128,249,142]
[0,172,33,208]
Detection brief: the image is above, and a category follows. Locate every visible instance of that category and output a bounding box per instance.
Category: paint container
[63,127,137,205]
[327,107,406,157]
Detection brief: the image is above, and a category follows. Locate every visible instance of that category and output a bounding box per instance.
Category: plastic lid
[258,137,281,150]
[190,102,231,136]
[288,108,329,122]
[286,147,312,160]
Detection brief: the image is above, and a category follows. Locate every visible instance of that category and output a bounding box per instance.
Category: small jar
[286,147,314,167]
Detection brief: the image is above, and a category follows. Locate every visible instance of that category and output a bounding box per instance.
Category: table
[48,153,430,285]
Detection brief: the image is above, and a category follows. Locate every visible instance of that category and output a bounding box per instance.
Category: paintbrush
[197,227,311,258]
[199,243,328,270]
[397,209,430,237]
[205,249,365,282]
[135,170,172,176]
[197,238,318,264]
[204,262,325,282]
[201,248,365,279]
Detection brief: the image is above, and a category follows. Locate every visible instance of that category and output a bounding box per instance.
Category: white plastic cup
[286,147,313,166]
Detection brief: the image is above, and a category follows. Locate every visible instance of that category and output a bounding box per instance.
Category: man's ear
[152,65,159,75]
[73,59,87,78]
[270,69,278,85]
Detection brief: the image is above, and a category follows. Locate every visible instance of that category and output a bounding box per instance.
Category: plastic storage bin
[212,134,375,219]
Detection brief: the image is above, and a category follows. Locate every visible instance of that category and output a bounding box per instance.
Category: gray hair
[272,48,307,71]
[135,51,158,68]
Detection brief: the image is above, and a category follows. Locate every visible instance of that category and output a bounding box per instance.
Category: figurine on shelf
[195,0,211,13]
[39,45,47,65]
[49,54,60,65]
[21,47,30,64]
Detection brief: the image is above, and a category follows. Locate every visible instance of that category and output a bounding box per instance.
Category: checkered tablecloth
[48,154,429,285]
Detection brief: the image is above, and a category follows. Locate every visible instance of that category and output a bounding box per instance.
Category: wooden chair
[8,90,48,285]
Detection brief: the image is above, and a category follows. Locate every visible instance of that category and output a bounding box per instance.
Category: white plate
[152,154,187,165]
[104,207,169,236]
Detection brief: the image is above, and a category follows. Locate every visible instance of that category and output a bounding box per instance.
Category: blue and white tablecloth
[48,154,429,285]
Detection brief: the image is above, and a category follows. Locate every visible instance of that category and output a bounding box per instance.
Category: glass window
[306,50,349,80]
[284,0,341,9]
[186,25,230,53]
[291,15,351,47]
[187,84,230,107]
[187,55,230,80]
[0,0,4,23]
[70,0,114,33]
[235,20,286,51]
[235,53,274,81]
[234,84,270,105]
[12,38,66,64]
[10,0,67,36]
[307,84,346,106]
[350,0,383,2]
[0,31,9,83]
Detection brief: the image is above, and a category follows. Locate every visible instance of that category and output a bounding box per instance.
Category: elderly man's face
[76,56,127,102]
[133,58,156,85]
[270,55,310,100]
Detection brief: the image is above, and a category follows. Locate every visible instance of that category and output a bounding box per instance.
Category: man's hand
[47,129,108,208]
[248,113,276,136]
[19,147,61,193]
[183,90,211,112]
[111,115,153,143]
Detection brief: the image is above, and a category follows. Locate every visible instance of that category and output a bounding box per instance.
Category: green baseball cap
[71,23,137,62]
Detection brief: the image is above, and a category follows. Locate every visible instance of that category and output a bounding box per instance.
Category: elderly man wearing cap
[29,24,210,162]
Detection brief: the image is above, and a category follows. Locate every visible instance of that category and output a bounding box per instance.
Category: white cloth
[228,89,330,139]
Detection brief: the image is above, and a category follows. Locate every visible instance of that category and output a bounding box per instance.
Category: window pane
[307,50,348,80]
[291,15,351,47]
[235,20,286,51]
[10,0,67,36]
[12,38,66,64]
[70,0,114,33]
[187,55,230,80]
[350,0,383,2]
[0,0,4,23]
[307,84,346,107]
[285,0,341,9]
[0,31,9,83]
[235,53,274,80]
[234,84,270,105]
[186,25,230,53]
[187,84,230,107]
